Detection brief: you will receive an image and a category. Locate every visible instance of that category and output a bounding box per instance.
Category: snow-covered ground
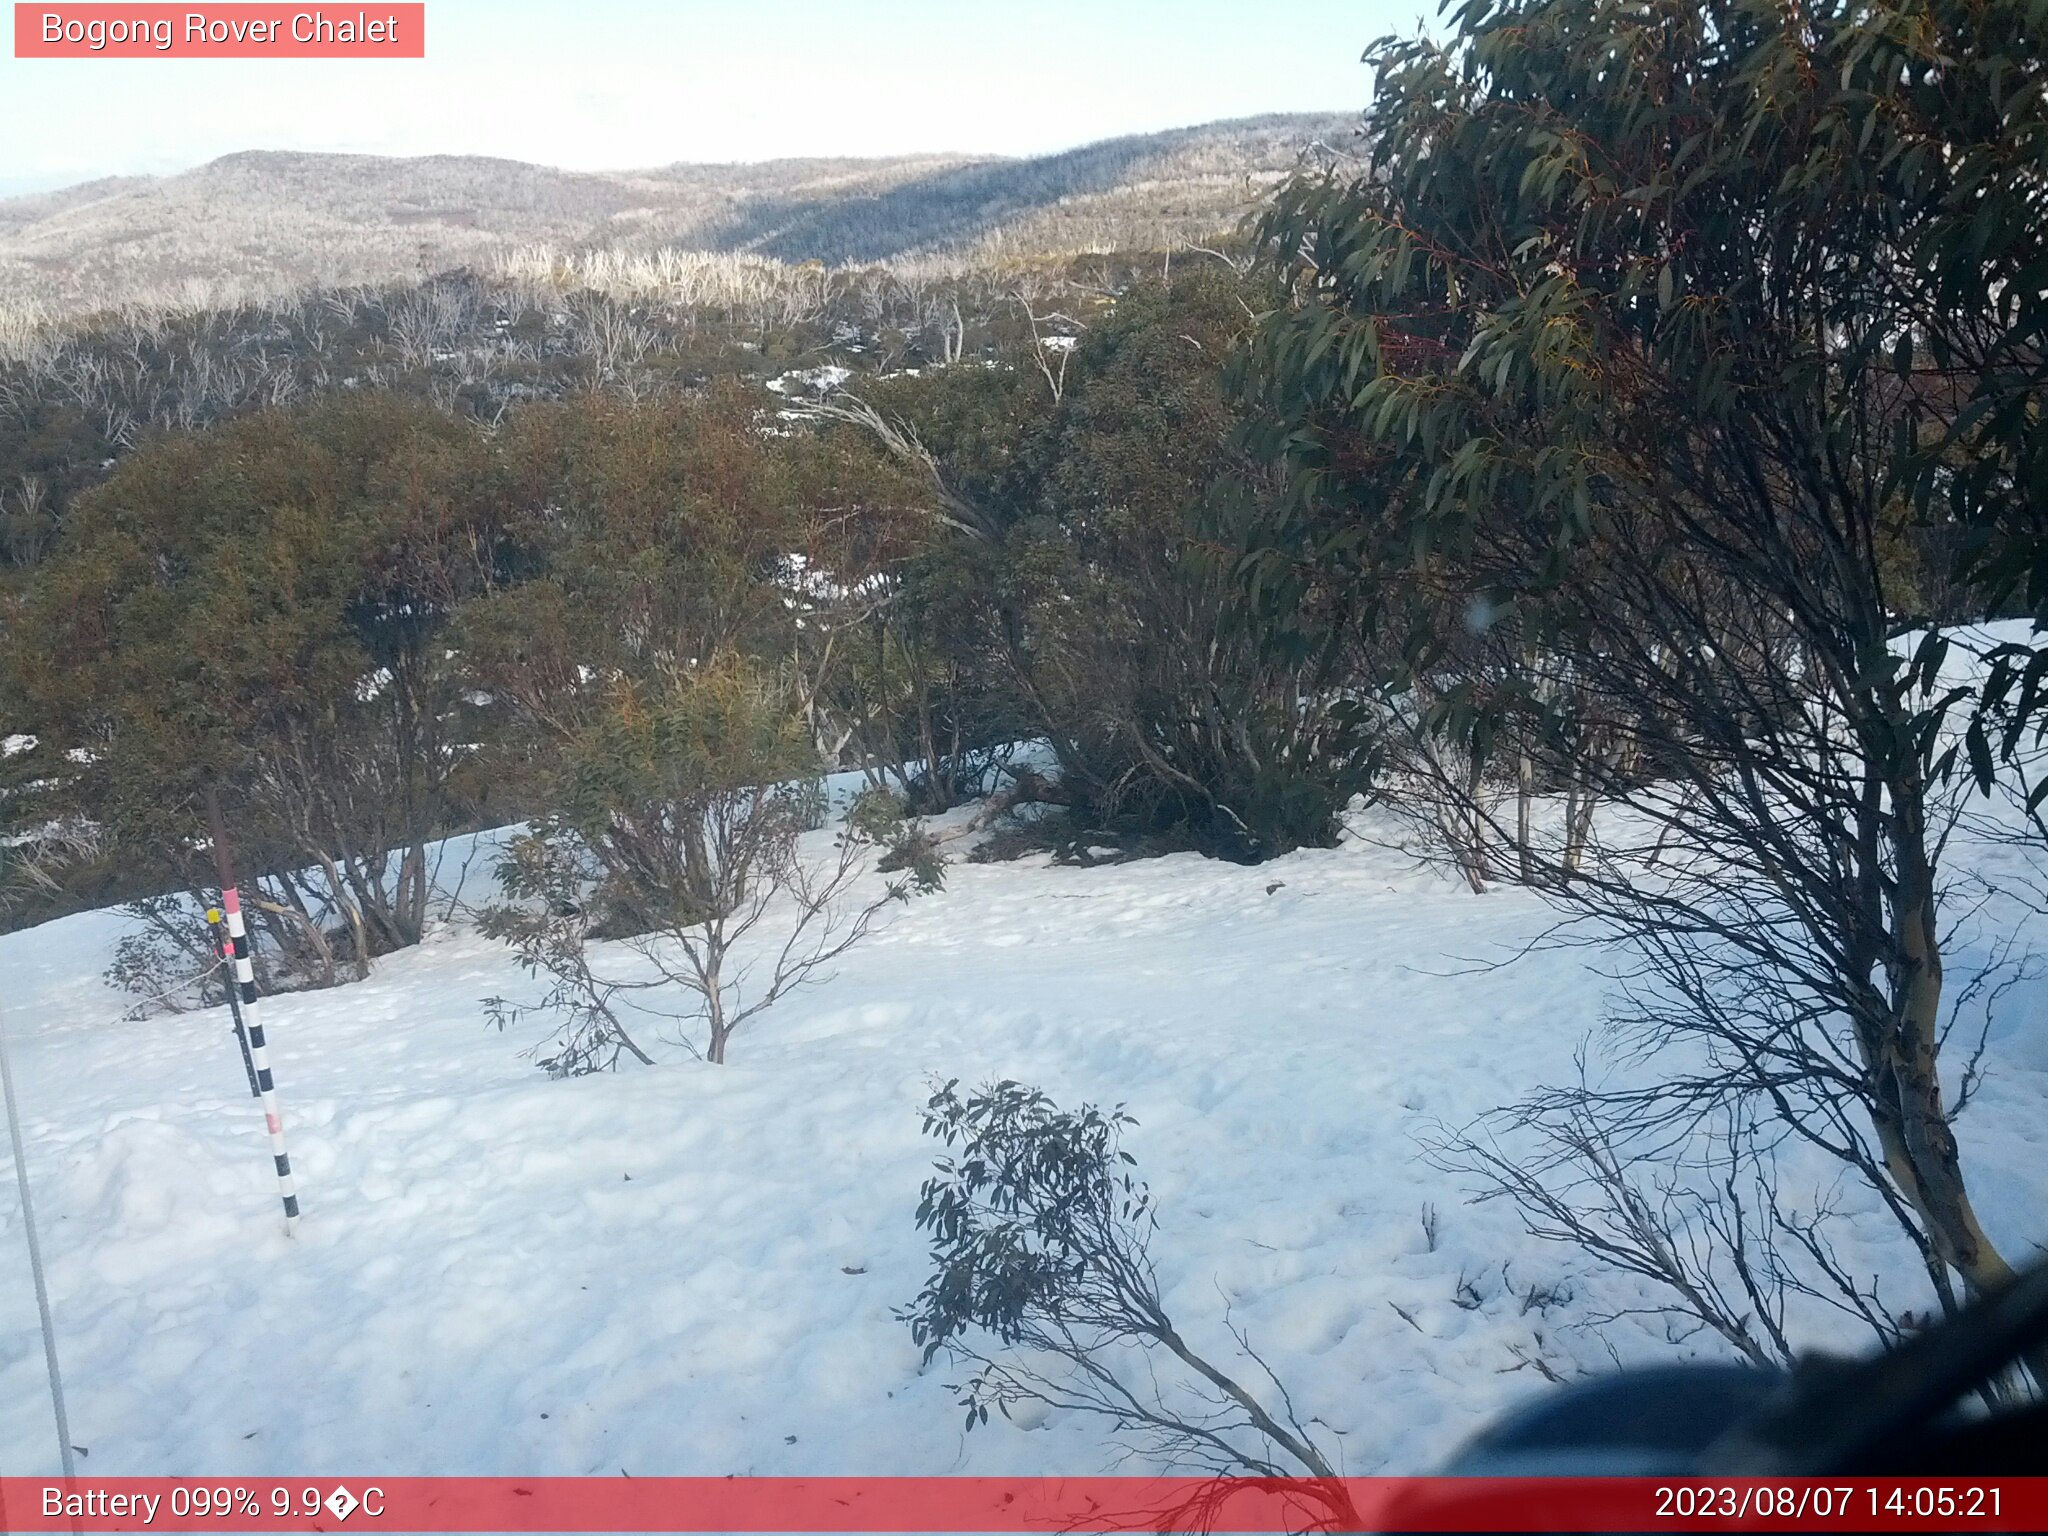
[2,803,2043,1477]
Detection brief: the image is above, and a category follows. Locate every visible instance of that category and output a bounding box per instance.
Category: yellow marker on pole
[206,905,260,1099]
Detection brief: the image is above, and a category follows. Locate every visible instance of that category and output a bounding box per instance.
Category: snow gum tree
[10,396,511,978]
[838,269,1375,861]
[1235,0,2048,1351]
[902,1079,1355,1521]
[464,392,921,1066]
[481,652,907,1068]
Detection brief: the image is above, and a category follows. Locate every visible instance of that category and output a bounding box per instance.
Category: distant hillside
[0,115,1358,319]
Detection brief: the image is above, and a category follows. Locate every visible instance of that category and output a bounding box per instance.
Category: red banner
[13,5,424,58]
[1,1477,2044,1533]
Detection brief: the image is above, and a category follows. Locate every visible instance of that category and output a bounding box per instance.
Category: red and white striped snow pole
[219,885,300,1229]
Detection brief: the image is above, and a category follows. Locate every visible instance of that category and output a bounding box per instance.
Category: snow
[1,800,2043,1478]
[765,365,852,399]
[775,552,888,607]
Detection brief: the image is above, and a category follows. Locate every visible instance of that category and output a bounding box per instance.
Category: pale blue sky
[0,1,1431,195]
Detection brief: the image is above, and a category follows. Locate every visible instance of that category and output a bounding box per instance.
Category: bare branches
[796,394,1002,544]
[479,660,914,1070]
[611,790,906,1064]
[1013,292,1083,403]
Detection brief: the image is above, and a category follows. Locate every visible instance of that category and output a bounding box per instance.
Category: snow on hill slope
[0,115,1356,319]
[1,807,2043,1477]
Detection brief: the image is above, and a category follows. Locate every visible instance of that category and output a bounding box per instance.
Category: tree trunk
[1880,768,2017,1296]
[322,851,372,980]
[1459,749,1488,893]
[1863,755,2041,1386]
[704,955,729,1064]
[1516,750,1535,886]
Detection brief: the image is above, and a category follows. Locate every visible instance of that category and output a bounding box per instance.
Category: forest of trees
[1,0,2043,1441]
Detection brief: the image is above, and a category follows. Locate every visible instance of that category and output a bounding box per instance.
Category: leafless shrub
[104,895,225,1019]
[1428,1065,1949,1374]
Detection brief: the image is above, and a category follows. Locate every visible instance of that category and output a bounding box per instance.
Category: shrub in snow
[846,787,946,894]
[816,273,1372,865]
[104,895,226,1019]
[902,1079,1353,1514]
[481,654,912,1069]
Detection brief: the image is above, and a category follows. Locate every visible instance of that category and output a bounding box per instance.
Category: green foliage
[10,394,509,955]
[1239,0,2047,720]
[543,654,823,935]
[862,268,1371,861]
[1231,0,2048,1315]
[489,389,810,667]
[477,652,907,1068]
[478,828,655,1077]
[574,664,816,827]
[898,1076,1352,1487]
[844,786,910,846]
[902,1080,1151,1380]
[848,786,948,893]
[103,895,221,1019]
[459,387,933,809]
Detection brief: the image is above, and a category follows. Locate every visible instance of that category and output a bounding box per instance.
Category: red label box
[1,1477,2045,1533]
[13,4,425,57]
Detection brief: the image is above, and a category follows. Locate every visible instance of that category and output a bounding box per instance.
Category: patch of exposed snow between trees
[765,365,852,399]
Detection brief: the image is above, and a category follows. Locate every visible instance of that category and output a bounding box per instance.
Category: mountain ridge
[0,113,1359,318]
